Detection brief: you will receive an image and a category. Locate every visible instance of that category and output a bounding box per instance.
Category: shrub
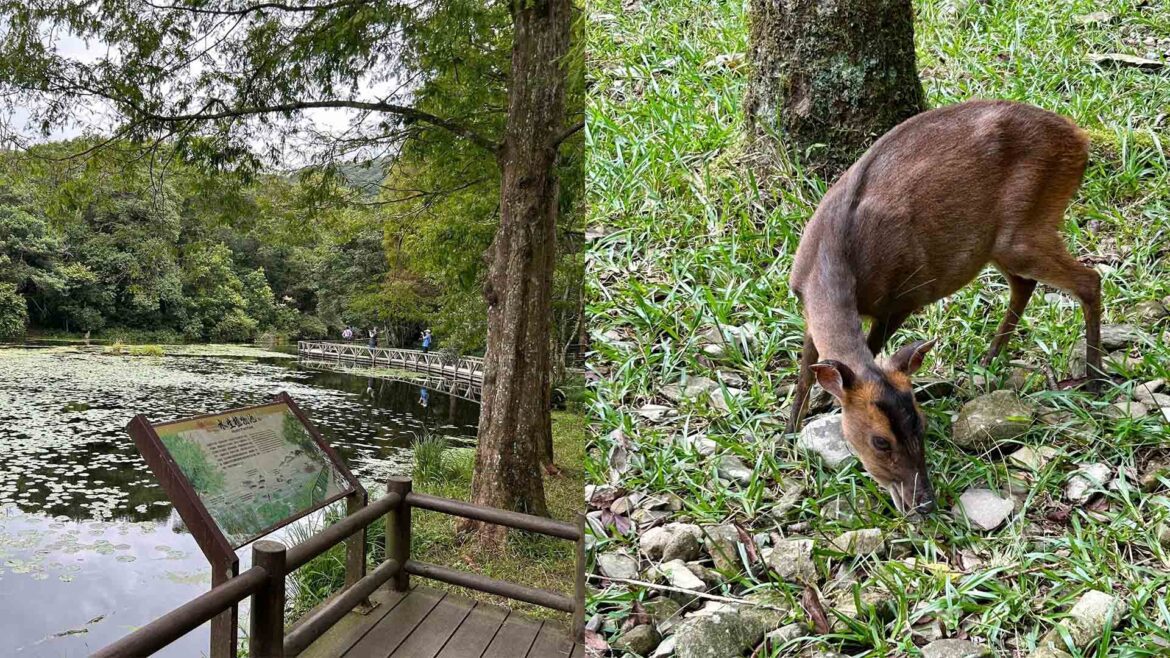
[297,314,328,340]
[210,310,259,343]
[129,344,165,357]
[181,318,205,341]
[0,286,28,341]
[441,447,477,483]
[412,433,448,483]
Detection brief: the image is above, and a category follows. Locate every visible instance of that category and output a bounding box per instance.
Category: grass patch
[288,411,586,625]
[587,0,1170,654]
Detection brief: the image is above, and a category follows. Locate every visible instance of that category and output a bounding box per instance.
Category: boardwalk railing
[297,356,484,402]
[298,342,484,385]
[93,478,584,658]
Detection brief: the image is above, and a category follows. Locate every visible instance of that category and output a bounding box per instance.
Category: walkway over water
[297,355,483,402]
[93,478,585,658]
[298,342,483,386]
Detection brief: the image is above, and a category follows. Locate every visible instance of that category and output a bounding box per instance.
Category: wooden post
[249,540,287,658]
[345,489,370,608]
[345,490,368,588]
[210,559,238,658]
[573,514,586,642]
[386,477,412,591]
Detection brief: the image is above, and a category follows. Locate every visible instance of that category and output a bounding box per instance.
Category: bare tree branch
[550,120,583,149]
[138,0,374,17]
[134,98,501,153]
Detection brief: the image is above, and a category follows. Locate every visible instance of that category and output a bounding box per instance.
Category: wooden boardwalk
[297,585,583,658]
[298,342,484,385]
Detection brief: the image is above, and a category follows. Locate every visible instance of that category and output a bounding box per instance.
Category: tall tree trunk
[462,0,569,544]
[743,0,924,179]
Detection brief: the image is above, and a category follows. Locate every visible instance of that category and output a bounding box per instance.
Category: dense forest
[0,137,583,356]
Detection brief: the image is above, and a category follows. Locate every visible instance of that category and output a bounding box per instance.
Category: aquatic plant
[411,432,449,484]
[128,344,164,357]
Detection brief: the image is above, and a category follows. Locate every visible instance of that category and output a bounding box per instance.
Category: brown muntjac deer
[785,100,1102,515]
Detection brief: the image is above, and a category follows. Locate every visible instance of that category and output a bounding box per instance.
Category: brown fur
[784,100,1101,514]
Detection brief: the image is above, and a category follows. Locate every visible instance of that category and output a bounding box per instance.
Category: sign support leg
[210,559,238,658]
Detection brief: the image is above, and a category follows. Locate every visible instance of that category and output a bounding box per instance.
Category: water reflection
[0,346,479,655]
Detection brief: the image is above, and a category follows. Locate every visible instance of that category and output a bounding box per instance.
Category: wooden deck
[296,585,585,658]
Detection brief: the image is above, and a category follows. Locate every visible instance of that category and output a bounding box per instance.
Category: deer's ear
[810,360,856,401]
[889,339,936,375]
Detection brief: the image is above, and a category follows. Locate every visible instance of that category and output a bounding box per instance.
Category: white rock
[1038,589,1123,649]
[1009,445,1058,471]
[1106,400,1149,419]
[765,623,806,645]
[797,413,855,468]
[649,635,676,658]
[716,454,753,485]
[953,488,1015,531]
[661,375,719,402]
[662,525,703,562]
[1066,463,1113,504]
[638,404,675,422]
[708,387,743,412]
[922,639,992,658]
[1133,379,1166,401]
[597,552,639,580]
[655,559,706,591]
[764,538,815,583]
[830,528,884,556]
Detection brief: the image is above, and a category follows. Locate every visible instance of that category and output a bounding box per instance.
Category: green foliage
[0,0,584,351]
[296,315,329,340]
[0,285,28,340]
[412,433,449,484]
[210,309,259,343]
[128,344,165,357]
[241,268,278,329]
[287,411,586,623]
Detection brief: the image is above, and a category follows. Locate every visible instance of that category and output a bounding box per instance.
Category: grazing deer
[785,100,1101,515]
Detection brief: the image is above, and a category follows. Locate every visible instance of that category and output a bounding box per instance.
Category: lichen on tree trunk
[743,0,925,180]
[461,0,570,545]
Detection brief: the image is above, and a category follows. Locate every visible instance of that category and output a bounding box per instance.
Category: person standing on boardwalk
[367,328,378,348]
[421,329,433,353]
[342,326,353,341]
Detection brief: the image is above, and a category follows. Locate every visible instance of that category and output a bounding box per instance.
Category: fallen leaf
[802,585,830,635]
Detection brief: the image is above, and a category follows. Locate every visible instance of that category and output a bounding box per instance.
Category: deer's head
[810,340,936,516]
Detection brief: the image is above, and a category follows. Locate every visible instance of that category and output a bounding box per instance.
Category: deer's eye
[871,436,892,452]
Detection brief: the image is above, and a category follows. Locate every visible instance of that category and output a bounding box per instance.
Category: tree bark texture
[744,0,925,179]
[463,0,570,542]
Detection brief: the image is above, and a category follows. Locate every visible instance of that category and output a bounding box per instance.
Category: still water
[0,345,479,656]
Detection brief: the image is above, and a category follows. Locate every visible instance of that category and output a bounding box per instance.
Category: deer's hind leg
[998,240,1102,387]
[982,271,1037,366]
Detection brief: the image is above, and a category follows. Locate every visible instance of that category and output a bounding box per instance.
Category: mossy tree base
[744,0,925,180]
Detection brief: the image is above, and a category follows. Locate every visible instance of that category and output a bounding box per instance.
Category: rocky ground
[585,0,1170,655]
[586,318,1170,656]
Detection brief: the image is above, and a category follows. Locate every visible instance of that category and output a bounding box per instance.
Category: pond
[0,344,480,656]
